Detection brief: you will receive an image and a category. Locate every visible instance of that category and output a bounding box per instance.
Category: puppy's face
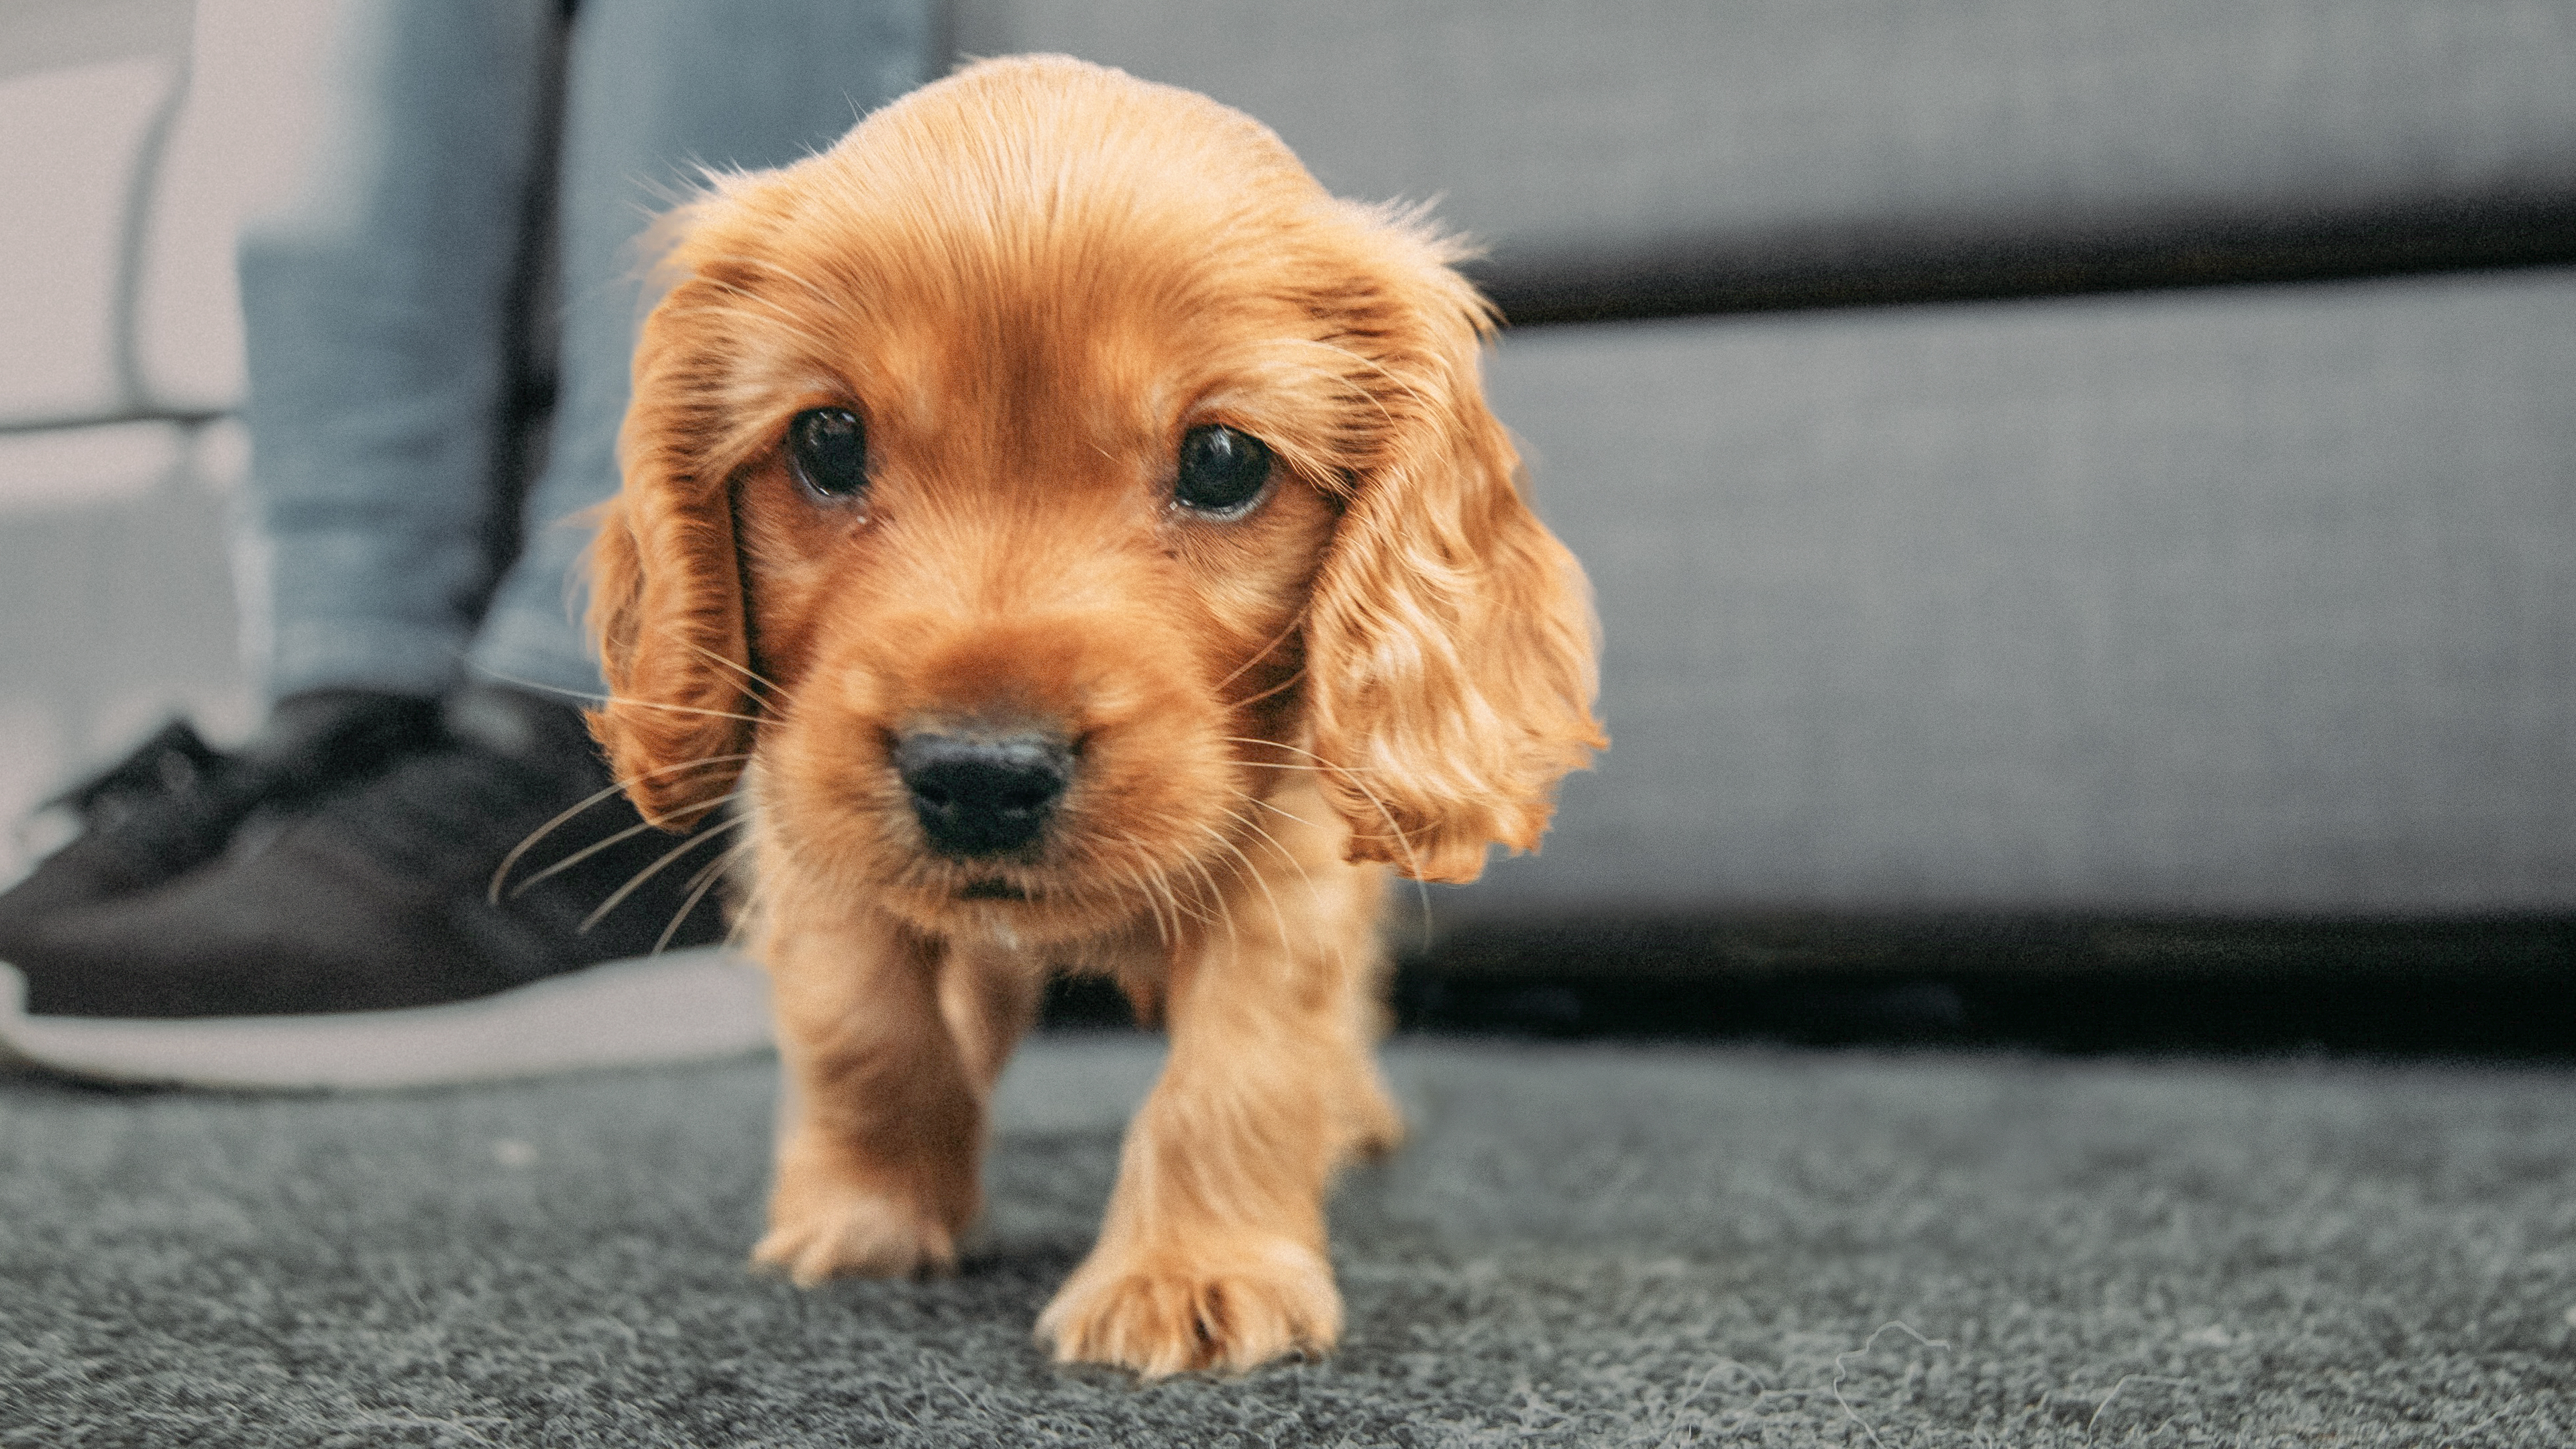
[590,58,1603,938]
[730,245,1346,941]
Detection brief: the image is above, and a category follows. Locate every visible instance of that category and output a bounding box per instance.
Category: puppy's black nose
[893,731,1071,858]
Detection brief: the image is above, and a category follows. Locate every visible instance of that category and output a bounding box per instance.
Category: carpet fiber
[5,1036,2572,1445]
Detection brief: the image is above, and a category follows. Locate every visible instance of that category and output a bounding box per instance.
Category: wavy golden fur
[587,55,1601,1377]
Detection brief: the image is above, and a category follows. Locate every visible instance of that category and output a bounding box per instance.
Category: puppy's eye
[1173,425,1272,517]
[787,407,868,501]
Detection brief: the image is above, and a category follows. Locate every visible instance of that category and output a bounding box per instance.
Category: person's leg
[470,0,938,700]
[0,0,942,1089]
[0,1,555,949]
[238,0,561,703]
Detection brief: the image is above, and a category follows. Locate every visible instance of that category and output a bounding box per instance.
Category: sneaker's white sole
[0,949,773,1090]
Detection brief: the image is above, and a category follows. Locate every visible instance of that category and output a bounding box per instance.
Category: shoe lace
[16,720,260,877]
[46,720,227,823]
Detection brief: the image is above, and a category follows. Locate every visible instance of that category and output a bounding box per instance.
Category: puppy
[586,54,1602,1377]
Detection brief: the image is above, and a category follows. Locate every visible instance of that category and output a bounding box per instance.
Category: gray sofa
[954,0,2576,987]
[6,1,2572,990]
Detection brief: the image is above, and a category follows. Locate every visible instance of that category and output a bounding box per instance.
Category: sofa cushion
[1448,266,2576,920]
[957,0,2576,316]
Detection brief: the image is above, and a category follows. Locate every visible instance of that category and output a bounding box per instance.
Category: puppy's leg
[936,934,1046,1102]
[755,914,1000,1282]
[1038,857,1395,1377]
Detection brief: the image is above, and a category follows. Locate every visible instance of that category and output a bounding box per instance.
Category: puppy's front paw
[753,1177,959,1284]
[1036,1235,1342,1378]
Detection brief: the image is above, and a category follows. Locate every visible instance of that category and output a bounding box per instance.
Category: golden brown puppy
[586,54,1601,1377]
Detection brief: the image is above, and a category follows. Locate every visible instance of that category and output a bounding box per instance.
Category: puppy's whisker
[679,833,747,898]
[515,789,741,902]
[1244,794,1324,831]
[1216,737,1415,853]
[1171,847,1240,961]
[598,698,767,727]
[462,665,609,708]
[508,815,664,900]
[1113,852,1183,947]
[657,835,759,955]
[1232,794,1350,930]
[1218,735,1434,938]
[1216,804,1297,869]
[1230,822,1316,941]
[1092,863,1157,945]
[492,784,635,904]
[1210,607,1309,698]
[1095,857,1173,947]
[1095,832,1206,934]
[663,627,780,704]
[488,753,752,904]
[1203,826,1293,952]
[1124,851,1202,933]
[581,814,751,934]
[1218,803,1319,908]
[1214,802,1310,892]
[1150,861,1205,934]
[513,787,738,902]
[1224,665,1306,714]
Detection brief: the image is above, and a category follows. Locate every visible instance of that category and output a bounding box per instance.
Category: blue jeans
[235,0,934,703]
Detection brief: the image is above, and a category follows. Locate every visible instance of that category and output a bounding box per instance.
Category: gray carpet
[4,1035,2571,1446]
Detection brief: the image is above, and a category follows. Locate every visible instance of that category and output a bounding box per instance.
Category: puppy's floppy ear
[584,264,756,828]
[1302,246,1605,884]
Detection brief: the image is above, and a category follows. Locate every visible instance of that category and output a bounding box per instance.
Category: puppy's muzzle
[894,730,1073,858]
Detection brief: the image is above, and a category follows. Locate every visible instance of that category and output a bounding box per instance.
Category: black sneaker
[0,684,766,1089]
[0,690,445,947]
